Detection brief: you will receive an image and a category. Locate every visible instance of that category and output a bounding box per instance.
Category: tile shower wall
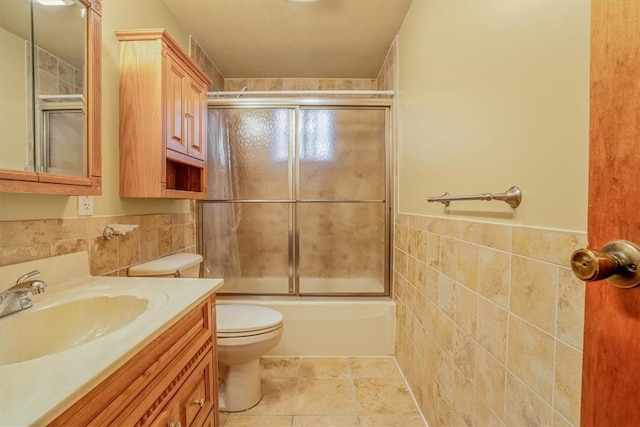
[376,36,397,92]
[36,45,83,97]
[0,210,196,277]
[189,36,224,91]
[393,213,585,427]
[225,78,377,92]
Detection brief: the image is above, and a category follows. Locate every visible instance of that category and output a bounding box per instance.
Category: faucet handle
[30,281,47,294]
[16,270,40,285]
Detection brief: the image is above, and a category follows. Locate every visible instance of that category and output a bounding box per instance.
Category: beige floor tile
[223,415,293,427]
[299,357,350,378]
[240,377,298,416]
[292,415,361,426]
[295,378,357,415]
[219,411,229,425]
[359,415,426,426]
[349,357,401,379]
[262,357,300,378]
[353,378,419,415]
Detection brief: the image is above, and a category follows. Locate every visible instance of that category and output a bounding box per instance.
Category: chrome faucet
[0,270,47,318]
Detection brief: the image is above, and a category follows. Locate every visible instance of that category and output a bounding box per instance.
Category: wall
[0,1,198,271]
[190,37,224,91]
[225,78,377,92]
[397,0,590,231]
[394,215,585,426]
[394,1,590,426]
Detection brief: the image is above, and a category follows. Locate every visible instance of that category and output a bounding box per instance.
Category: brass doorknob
[570,240,640,288]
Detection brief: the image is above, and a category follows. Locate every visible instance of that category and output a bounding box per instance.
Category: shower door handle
[570,240,640,288]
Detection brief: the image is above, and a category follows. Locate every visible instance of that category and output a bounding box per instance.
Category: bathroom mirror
[0,0,101,195]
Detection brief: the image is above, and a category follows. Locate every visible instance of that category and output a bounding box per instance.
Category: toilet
[127,253,284,413]
[127,253,203,278]
[217,304,284,412]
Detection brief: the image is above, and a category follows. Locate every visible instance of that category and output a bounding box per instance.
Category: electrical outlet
[78,195,94,216]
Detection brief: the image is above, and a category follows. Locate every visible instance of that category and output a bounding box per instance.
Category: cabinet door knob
[193,398,205,407]
[168,422,181,427]
[570,240,640,288]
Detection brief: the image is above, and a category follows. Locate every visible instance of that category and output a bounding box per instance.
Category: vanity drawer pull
[168,422,181,427]
[193,398,204,407]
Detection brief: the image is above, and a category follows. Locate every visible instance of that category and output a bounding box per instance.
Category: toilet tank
[127,253,203,278]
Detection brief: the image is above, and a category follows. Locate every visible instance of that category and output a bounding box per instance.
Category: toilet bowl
[217,304,284,412]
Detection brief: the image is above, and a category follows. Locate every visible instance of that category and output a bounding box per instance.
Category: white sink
[0,295,148,366]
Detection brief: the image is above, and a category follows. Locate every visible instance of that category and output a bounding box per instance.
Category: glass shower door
[202,108,293,294]
[297,108,388,294]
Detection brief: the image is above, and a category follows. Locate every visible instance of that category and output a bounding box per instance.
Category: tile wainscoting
[0,210,196,277]
[393,213,586,427]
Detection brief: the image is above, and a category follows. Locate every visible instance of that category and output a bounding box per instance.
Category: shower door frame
[200,97,393,297]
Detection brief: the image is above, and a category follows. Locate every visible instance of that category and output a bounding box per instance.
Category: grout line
[551,266,560,411]
[391,356,430,427]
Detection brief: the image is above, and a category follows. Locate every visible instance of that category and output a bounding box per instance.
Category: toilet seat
[217,305,284,338]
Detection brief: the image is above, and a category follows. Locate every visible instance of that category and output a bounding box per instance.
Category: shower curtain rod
[207,89,394,98]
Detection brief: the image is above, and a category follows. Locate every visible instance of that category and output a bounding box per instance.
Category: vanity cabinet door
[176,349,215,426]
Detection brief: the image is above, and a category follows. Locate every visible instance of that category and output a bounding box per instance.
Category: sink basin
[0,295,148,366]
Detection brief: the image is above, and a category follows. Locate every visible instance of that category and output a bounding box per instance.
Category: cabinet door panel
[166,53,187,154]
[177,350,215,426]
[187,79,206,161]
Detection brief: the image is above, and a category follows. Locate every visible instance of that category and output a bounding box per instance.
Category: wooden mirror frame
[0,0,101,196]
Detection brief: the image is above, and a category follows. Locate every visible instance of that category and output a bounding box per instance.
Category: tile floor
[219,357,426,427]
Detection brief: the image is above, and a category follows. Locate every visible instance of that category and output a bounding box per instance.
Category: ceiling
[163,0,413,79]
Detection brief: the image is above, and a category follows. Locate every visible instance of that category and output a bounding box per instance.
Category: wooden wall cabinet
[117,29,211,199]
[49,295,219,427]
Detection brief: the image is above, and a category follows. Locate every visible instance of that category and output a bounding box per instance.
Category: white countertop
[0,273,223,427]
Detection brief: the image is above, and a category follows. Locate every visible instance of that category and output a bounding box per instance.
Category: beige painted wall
[0,0,192,221]
[397,0,590,231]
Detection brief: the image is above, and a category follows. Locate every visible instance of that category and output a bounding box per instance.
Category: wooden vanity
[0,252,223,427]
[49,294,219,427]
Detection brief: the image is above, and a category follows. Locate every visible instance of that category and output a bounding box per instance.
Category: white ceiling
[163,0,412,79]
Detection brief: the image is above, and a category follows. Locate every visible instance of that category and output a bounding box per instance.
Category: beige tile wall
[225,78,377,92]
[0,210,196,277]
[189,36,224,91]
[376,36,397,92]
[36,45,83,97]
[393,213,586,427]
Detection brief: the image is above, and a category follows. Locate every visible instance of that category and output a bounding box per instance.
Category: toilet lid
[217,305,284,334]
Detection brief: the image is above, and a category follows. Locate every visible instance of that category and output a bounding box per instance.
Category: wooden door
[582,1,640,425]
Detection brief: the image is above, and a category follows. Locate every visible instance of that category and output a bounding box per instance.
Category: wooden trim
[166,149,205,169]
[87,1,102,181]
[0,170,38,182]
[165,189,206,200]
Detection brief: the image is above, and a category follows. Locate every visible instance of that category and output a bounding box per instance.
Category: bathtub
[216,297,396,356]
